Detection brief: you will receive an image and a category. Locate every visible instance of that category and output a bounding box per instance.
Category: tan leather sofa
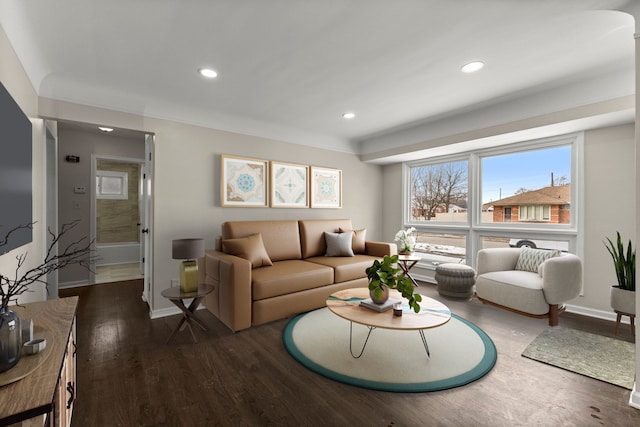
[198,219,395,332]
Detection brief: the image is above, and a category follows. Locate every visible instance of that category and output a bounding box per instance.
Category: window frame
[401,133,584,268]
[96,170,129,200]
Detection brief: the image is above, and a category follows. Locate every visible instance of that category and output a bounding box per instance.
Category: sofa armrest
[364,240,397,257]
[198,249,252,332]
[541,254,582,304]
[476,248,520,275]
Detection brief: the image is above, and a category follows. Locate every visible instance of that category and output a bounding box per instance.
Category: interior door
[141,134,154,306]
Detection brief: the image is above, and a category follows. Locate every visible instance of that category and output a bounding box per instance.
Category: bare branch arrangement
[0,220,97,308]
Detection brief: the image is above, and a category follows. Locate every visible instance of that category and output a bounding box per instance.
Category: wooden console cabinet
[0,297,78,427]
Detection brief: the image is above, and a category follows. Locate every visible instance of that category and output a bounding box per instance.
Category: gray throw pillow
[324,231,354,257]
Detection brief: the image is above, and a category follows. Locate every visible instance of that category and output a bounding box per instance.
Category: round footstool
[435,263,476,299]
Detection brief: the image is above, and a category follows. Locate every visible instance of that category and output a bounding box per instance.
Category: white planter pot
[610,286,636,315]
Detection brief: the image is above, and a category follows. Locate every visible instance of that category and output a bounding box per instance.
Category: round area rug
[283,308,496,392]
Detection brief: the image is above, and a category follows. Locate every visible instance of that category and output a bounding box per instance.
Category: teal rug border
[283,310,497,393]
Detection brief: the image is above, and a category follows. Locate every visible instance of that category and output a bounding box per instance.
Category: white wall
[36,101,385,313]
[0,26,46,303]
[581,124,635,313]
[146,118,384,313]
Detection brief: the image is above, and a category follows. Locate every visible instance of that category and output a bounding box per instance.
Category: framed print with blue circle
[221,155,269,207]
[310,166,342,208]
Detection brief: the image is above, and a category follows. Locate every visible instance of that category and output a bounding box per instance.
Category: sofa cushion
[252,260,334,300]
[515,247,561,273]
[222,220,301,261]
[306,254,378,283]
[299,219,354,259]
[222,233,273,268]
[339,227,366,254]
[324,232,354,257]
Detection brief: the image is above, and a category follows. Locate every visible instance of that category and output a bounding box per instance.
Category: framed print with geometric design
[221,155,269,207]
[310,166,342,208]
[270,161,309,208]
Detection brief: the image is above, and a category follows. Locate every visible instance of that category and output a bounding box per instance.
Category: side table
[397,253,421,288]
[161,283,214,343]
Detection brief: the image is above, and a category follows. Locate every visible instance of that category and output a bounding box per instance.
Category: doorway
[91,156,145,285]
[52,121,153,305]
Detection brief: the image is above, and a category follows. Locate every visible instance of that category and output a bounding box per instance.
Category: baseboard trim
[629,383,640,409]
[151,306,181,319]
[58,280,89,289]
[564,304,631,324]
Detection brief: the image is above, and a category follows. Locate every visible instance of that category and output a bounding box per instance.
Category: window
[518,205,551,221]
[481,145,571,226]
[409,160,468,223]
[481,236,569,252]
[403,134,581,270]
[96,170,128,200]
[413,231,467,266]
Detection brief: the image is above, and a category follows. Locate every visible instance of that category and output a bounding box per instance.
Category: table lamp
[172,238,205,293]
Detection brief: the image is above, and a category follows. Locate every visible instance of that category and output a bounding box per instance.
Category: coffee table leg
[349,322,375,358]
[419,330,430,357]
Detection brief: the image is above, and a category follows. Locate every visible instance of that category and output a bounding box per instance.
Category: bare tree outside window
[410,161,468,222]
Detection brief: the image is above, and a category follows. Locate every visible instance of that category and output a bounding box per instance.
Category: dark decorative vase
[370,285,390,304]
[0,306,22,373]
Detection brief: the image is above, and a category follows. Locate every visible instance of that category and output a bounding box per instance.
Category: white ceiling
[0,0,636,161]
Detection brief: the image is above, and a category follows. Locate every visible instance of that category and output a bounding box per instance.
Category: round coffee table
[326,287,451,358]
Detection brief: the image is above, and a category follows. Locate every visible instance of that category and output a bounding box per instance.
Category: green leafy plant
[366,254,422,312]
[604,231,636,291]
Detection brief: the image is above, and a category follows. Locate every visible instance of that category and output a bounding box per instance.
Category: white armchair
[475,247,582,326]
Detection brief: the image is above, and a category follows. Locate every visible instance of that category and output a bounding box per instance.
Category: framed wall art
[310,166,342,208]
[221,155,269,207]
[270,161,309,208]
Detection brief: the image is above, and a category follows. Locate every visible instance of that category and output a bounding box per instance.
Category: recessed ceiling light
[342,112,356,119]
[98,126,114,133]
[198,68,218,79]
[461,61,485,73]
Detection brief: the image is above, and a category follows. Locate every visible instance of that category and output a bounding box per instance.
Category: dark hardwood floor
[60,280,639,427]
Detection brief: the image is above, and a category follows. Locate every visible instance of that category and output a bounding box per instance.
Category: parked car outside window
[508,238,568,251]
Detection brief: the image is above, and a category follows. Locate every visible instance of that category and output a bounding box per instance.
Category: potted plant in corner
[366,254,422,312]
[604,231,635,316]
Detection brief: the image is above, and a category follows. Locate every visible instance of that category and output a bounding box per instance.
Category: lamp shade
[172,238,205,260]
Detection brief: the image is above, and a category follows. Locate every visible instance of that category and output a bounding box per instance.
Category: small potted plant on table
[366,254,422,312]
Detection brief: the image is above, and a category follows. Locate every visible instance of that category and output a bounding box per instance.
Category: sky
[481,145,571,203]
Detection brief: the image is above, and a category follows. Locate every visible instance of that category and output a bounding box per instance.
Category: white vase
[610,286,636,315]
